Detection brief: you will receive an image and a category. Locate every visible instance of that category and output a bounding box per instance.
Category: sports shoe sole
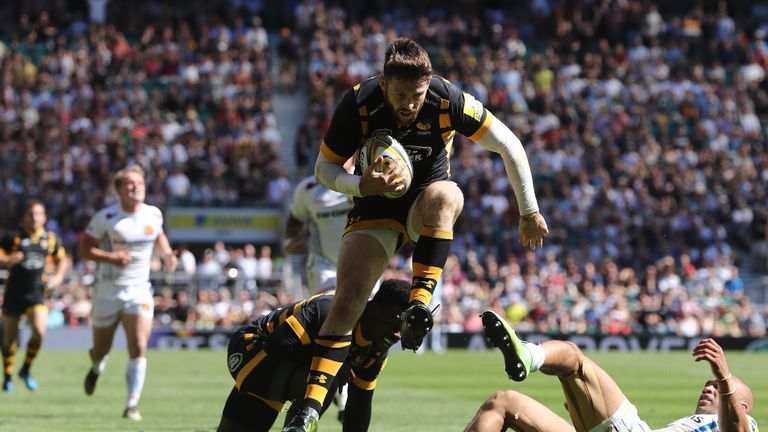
[481,310,528,381]
[400,304,434,351]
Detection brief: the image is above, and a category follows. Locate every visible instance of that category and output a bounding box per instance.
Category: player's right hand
[360,155,405,196]
[111,251,133,266]
[8,251,25,265]
[692,338,731,381]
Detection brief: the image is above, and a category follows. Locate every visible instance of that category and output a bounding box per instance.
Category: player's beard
[391,105,418,127]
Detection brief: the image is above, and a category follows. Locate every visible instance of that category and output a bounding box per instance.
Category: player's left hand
[47,274,64,290]
[163,252,178,272]
[519,211,549,251]
[692,338,731,381]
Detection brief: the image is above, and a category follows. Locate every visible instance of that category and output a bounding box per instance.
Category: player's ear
[378,75,387,92]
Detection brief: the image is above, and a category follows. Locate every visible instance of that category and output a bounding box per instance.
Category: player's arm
[284,180,310,254]
[692,339,753,432]
[264,296,330,356]
[469,111,549,250]
[79,233,131,266]
[283,213,308,254]
[154,232,177,272]
[0,249,23,267]
[47,235,70,290]
[315,90,402,197]
[0,236,24,267]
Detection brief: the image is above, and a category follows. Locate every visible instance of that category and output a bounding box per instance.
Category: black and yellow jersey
[320,75,491,234]
[0,228,65,312]
[228,292,390,404]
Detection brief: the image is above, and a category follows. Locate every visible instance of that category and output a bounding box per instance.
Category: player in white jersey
[284,175,353,294]
[78,165,177,421]
[465,311,759,432]
[283,173,357,422]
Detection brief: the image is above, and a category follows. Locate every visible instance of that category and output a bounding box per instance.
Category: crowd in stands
[1,0,768,339]
[0,0,290,258]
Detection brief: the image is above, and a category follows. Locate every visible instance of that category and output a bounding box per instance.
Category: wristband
[334,173,362,197]
[720,388,736,396]
[718,373,732,382]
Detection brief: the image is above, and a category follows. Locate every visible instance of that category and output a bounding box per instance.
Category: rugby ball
[359,135,413,199]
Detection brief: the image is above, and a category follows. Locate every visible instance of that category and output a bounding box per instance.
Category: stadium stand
[0,0,766,339]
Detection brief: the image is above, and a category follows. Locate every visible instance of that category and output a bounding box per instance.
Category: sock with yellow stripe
[410,227,453,306]
[2,347,15,383]
[303,334,352,413]
[20,338,41,376]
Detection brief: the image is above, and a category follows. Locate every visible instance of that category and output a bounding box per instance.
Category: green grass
[0,349,765,431]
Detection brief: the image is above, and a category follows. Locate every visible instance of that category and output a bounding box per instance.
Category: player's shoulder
[352,75,381,104]
[91,204,122,222]
[427,75,461,100]
[296,175,321,192]
[303,291,335,314]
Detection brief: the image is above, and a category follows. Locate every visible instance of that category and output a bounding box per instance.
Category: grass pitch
[0,348,765,431]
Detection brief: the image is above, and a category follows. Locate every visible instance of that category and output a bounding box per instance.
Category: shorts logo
[228,353,243,372]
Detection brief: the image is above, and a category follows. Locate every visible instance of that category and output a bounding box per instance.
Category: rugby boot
[481,310,533,381]
[400,303,433,351]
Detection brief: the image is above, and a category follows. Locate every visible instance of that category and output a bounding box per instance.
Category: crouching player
[217,279,410,432]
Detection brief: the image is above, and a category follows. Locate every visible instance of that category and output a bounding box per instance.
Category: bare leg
[318,232,390,336]
[122,313,152,359]
[464,390,576,432]
[90,321,119,363]
[537,341,627,432]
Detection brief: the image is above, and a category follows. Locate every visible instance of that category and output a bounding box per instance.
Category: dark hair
[383,38,432,83]
[371,279,410,311]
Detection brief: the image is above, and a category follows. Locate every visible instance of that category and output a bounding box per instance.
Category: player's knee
[482,390,523,413]
[562,341,585,361]
[422,182,464,216]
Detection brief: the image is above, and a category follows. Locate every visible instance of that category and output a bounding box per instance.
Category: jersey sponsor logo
[416,121,432,131]
[228,352,243,372]
[20,252,46,270]
[423,98,439,108]
[462,92,484,122]
[317,209,351,219]
[404,145,432,162]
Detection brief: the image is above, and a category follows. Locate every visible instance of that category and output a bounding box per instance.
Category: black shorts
[2,291,44,317]
[345,193,416,242]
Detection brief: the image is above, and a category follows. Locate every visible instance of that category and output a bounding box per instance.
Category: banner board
[166,207,281,243]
